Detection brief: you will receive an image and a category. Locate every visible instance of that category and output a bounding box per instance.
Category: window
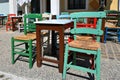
[0,0,8,3]
[67,0,87,10]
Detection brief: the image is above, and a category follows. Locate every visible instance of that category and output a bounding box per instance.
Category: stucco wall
[0,2,9,16]
[110,0,118,10]
[104,0,118,10]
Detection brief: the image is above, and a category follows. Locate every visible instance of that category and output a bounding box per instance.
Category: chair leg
[104,28,108,43]
[96,49,101,80]
[73,52,76,65]
[117,29,120,42]
[25,42,29,53]
[28,40,33,69]
[6,25,8,31]
[90,55,94,69]
[62,44,69,80]
[11,37,15,64]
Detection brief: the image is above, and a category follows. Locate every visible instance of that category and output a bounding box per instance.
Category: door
[31,0,40,13]
[46,0,50,13]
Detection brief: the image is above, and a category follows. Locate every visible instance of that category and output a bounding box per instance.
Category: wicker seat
[69,40,100,50]
[14,33,36,40]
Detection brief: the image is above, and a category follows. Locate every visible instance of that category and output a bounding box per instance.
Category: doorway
[46,0,50,13]
[31,0,40,13]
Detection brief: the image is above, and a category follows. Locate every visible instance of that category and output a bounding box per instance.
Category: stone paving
[0,25,120,80]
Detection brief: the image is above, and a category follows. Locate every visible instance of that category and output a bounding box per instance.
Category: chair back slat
[70,12,106,18]
[56,14,70,20]
[24,14,42,34]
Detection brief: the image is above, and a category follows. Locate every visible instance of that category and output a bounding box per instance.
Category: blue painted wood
[104,27,120,43]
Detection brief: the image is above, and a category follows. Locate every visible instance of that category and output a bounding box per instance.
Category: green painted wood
[67,64,96,74]
[69,47,97,55]
[70,12,106,19]
[11,37,15,64]
[71,28,103,36]
[62,11,106,80]
[24,14,42,35]
[11,13,42,69]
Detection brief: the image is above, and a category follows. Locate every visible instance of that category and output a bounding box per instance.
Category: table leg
[36,28,42,67]
[59,28,64,73]
[1,18,3,25]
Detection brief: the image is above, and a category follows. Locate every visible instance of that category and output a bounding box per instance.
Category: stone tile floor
[0,25,120,80]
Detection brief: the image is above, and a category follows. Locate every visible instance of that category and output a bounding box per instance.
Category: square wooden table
[35,19,73,73]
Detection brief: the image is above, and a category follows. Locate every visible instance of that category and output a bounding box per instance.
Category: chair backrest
[70,12,106,42]
[24,13,42,35]
[7,14,16,21]
[56,14,70,20]
[61,12,69,15]
[42,13,52,20]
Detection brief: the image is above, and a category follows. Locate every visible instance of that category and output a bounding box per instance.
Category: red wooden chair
[6,14,16,31]
[77,18,97,28]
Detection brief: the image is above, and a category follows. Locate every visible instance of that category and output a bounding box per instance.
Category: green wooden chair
[62,12,106,80]
[11,14,42,69]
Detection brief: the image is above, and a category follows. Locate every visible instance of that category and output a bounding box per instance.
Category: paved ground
[0,25,120,80]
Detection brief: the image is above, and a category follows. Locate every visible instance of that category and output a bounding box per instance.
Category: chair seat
[76,35,93,41]
[105,22,119,28]
[14,33,36,40]
[68,40,100,50]
[107,20,118,23]
[14,32,47,40]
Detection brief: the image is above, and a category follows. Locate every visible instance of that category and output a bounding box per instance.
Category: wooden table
[0,16,7,25]
[11,16,22,31]
[35,19,74,73]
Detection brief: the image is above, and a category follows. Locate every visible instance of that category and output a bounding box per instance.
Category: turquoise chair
[62,12,106,80]
[11,14,42,69]
[56,14,70,20]
[61,12,69,15]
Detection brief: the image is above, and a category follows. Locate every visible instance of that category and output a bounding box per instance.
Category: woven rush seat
[14,33,36,40]
[107,20,118,23]
[76,35,93,41]
[68,40,100,50]
[105,22,119,28]
[14,32,47,40]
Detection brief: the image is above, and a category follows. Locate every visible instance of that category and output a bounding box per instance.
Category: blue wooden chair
[104,22,120,43]
[11,14,43,69]
[62,12,106,80]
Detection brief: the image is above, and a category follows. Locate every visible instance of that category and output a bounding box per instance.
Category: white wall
[51,0,60,15]
[9,0,17,15]
[0,2,9,16]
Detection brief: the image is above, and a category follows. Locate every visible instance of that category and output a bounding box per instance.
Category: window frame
[65,0,88,11]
